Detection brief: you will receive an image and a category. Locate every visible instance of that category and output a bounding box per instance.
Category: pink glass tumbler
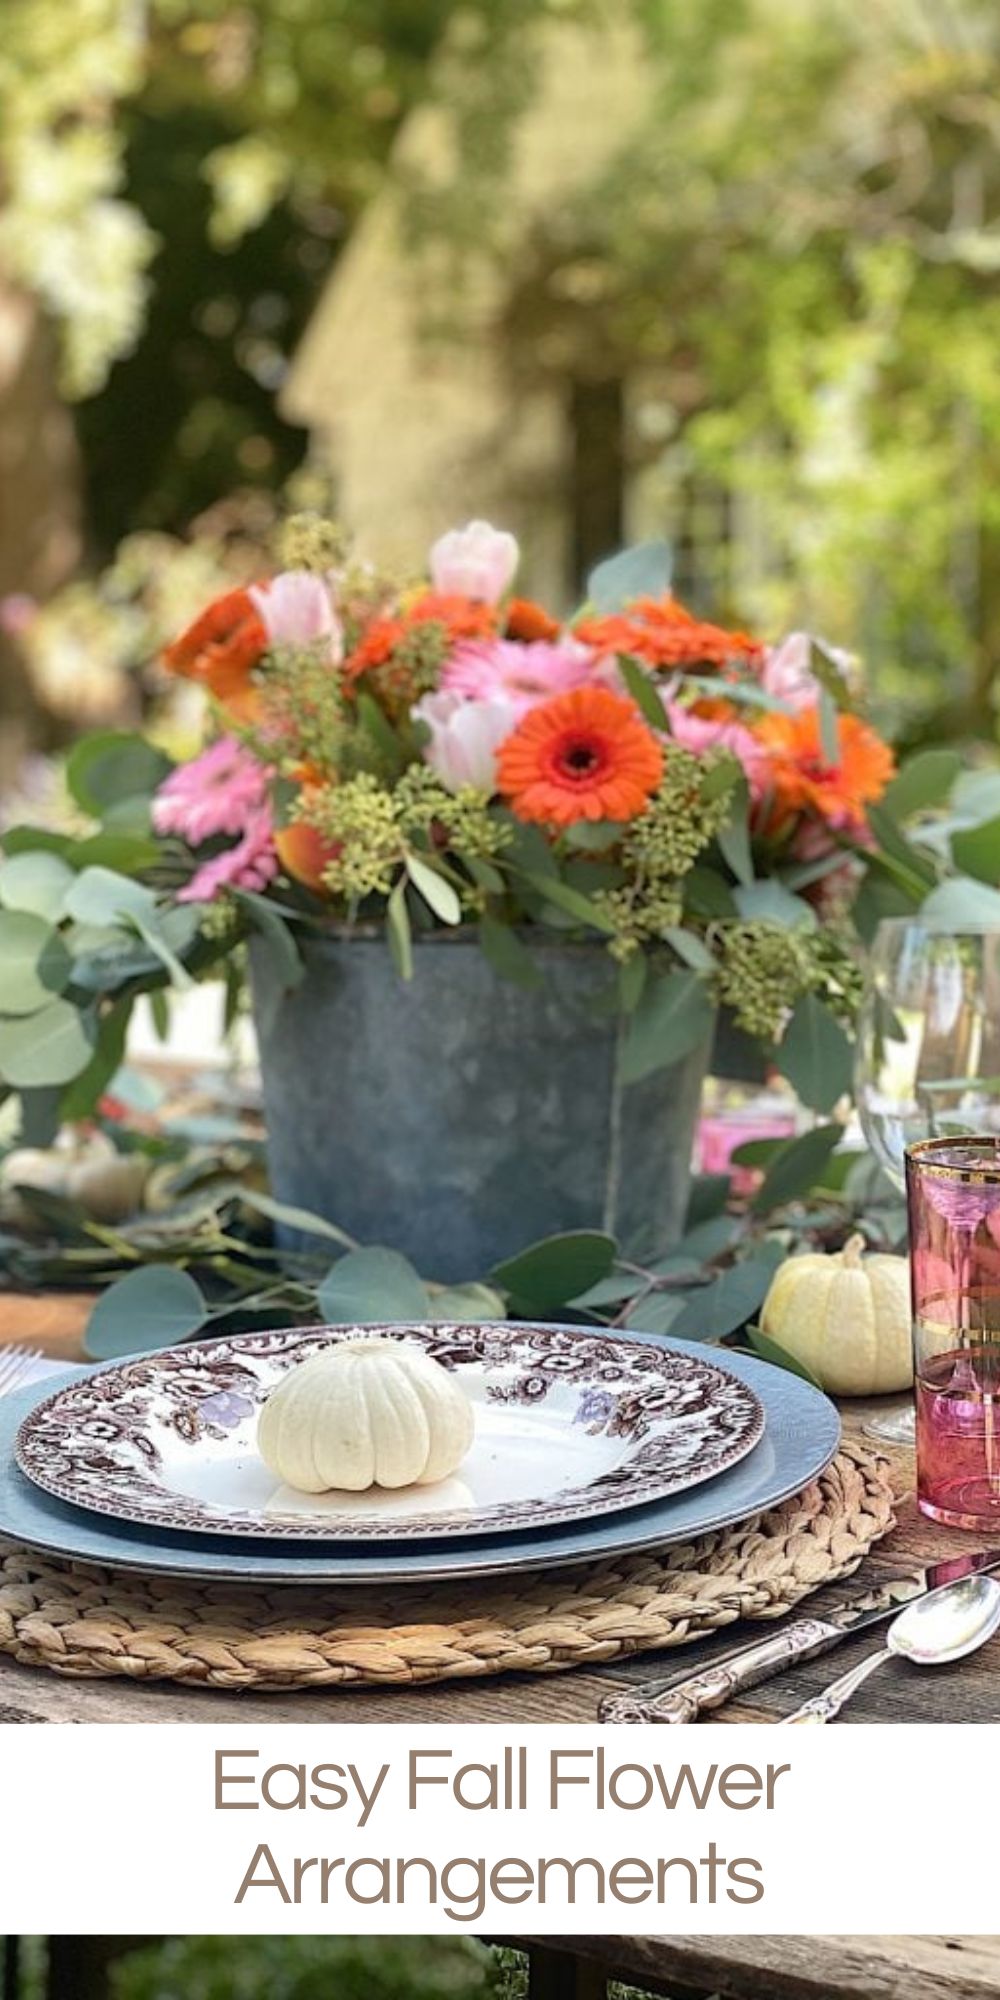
[906,1137,1000,1528]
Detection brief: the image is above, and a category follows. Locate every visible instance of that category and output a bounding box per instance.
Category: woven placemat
[0,1441,893,1691]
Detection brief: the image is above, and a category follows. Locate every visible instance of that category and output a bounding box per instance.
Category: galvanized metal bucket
[250,931,710,1282]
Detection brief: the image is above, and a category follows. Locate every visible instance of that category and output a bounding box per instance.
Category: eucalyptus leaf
[84,1264,208,1360]
[683,867,737,919]
[66,732,172,818]
[316,1246,429,1323]
[617,654,670,731]
[0,852,74,922]
[465,856,505,896]
[0,911,71,1014]
[479,917,543,990]
[68,931,164,994]
[387,877,413,980]
[716,783,754,887]
[776,995,854,1115]
[564,821,623,853]
[952,770,1000,824]
[733,880,816,929]
[668,1242,786,1342]
[677,1212,741,1260]
[620,970,714,1084]
[356,691,407,776]
[59,1000,130,1122]
[751,1122,844,1214]
[236,891,304,992]
[865,805,937,889]
[235,1187,357,1249]
[683,1172,731,1227]
[569,1271,645,1308]
[63,867,157,928]
[405,852,463,925]
[617,953,646,1013]
[503,821,558,878]
[728,1137,784,1169]
[587,540,671,611]
[0,1000,97,1087]
[522,872,618,935]
[883,749,962,822]
[818,686,840,765]
[951,815,1000,886]
[429,1282,507,1321]
[681,675,788,713]
[624,1293,684,1335]
[68,832,162,873]
[491,1230,616,1309]
[662,927,716,973]
[0,827,71,859]
[746,1323,823,1386]
[130,908,195,990]
[921,877,1000,929]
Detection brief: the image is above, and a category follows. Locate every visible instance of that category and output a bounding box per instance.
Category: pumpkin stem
[842,1232,866,1267]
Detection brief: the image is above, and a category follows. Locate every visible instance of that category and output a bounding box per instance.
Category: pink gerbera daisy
[664,701,773,800]
[152,738,271,846]
[441,636,598,713]
[178,802,279,903]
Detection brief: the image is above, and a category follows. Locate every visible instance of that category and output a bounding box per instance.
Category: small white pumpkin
[257,1338,475,1493]
[760,1233,912,1396]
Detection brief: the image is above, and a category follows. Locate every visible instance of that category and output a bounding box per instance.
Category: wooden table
[2,1303,1000,1725]
[513,1936,1000,2000]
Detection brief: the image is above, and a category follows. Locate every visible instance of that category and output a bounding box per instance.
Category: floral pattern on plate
[15,1321,765,1541]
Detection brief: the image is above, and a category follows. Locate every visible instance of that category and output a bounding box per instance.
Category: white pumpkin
[257,1338,475,1493]
[760,1233,912,1396]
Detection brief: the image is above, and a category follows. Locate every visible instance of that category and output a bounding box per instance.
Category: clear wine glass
[854,920,1000,1444]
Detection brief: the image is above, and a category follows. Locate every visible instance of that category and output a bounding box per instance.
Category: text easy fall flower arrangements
[152,515,893,1069]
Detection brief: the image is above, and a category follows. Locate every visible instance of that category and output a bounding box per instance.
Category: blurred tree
[0,0,562,553]
[4,0,1000,741]
[441,0,1000,743]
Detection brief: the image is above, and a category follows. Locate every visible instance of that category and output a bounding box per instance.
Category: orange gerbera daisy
[342,593,497,685]
[576,595,763,670]
[162,586,268,707]
[505,597,562,643]
[497,684,663,827]
[405,591,498,642]
[756,709,895,828]
[342,613,406,681]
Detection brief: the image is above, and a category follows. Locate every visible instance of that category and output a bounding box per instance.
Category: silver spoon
[782,1571,1000,1723]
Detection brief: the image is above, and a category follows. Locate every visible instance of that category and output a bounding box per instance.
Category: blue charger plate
[0,1334,840,1585]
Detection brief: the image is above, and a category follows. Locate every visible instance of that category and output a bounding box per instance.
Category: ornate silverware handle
[598,1616,844,1724]
[781,1646,891,1724]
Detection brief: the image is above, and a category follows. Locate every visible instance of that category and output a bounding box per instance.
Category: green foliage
[776,995,854,1116]
[0,1100,900,1364]
[619,968,714,1082]
[588,540,672,611]
[750,1124,845,1216]
[492,1229,616,1309]
[85,1264,209,1359]
[112,1935,502,2000]
[316,1246,431,1324]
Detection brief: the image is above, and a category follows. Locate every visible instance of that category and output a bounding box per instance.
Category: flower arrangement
[151,514,894,1066]
[4,512,998,1351]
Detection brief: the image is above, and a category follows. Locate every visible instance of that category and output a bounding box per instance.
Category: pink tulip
[412,690,520,793]
[429,521,519,603]
[249,571,341,657]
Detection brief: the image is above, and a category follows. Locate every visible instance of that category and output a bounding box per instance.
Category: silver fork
[0,1345,44,1398]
